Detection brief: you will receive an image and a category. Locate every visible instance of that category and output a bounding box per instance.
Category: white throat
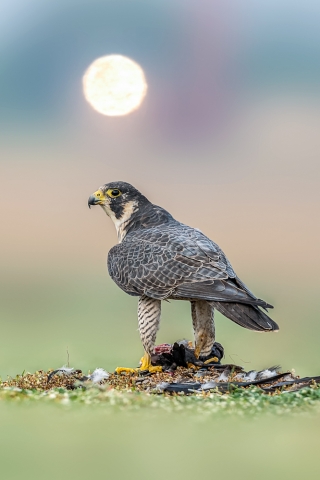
[102,200,138,242]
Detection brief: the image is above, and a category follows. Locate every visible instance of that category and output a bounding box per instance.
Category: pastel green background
[1,1,320,478]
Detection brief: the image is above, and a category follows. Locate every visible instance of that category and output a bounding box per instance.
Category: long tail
[213,301,279,332]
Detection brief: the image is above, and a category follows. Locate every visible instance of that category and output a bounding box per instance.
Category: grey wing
[108,225,272,308]
[107,228,190,299]
[172,227,272,308]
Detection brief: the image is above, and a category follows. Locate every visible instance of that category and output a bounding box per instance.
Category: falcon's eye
[107,188,122,198]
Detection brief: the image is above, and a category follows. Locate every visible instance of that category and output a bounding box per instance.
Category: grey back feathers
[106,186,279,333]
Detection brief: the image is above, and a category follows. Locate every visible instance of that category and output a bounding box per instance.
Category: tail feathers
[213,301,279,332]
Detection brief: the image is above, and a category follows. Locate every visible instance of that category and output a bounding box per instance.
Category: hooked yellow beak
[88,189,105,208]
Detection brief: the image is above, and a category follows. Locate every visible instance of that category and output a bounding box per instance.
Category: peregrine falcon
[88,182,278,373]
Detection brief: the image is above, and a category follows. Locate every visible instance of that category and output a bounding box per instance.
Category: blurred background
[1,2,320,480]
[1,0,320,379]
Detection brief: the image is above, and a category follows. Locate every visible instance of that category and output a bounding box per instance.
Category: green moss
[1,384,320,416]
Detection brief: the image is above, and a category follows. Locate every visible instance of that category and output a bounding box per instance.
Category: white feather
[257,369,278,380]
[201,381,217,391]
[57,366,74,375]
[155,382,170,392]
[218,371,229,382]
[244,371,258,382]
[256,366,280,380]
[88,368,110,383]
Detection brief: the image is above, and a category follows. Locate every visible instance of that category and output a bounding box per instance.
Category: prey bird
[88,182,279,373]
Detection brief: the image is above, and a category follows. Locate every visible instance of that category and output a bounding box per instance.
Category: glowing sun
[83,55,148,116]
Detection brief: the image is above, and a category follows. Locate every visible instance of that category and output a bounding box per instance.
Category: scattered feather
[56,366,74,375]
[201,381,217,391]
[256,366,281,380]
[218,370,230,382]
[155,382,170,392]
[88,368,110,384]
[244,371,258,382]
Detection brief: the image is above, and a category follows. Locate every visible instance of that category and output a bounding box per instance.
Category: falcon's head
[88,181,148,214]
[88,181,174,242]
[88,181,149,240]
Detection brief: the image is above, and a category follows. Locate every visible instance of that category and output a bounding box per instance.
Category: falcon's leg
[138,295,162,372]
[115,295,162,374]
[191,300,216,359]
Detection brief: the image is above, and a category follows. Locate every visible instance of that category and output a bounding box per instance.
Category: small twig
[67,347,70,368]
[228,353,251,364]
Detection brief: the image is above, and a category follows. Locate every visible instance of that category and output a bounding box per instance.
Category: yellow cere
[93,190,105,203]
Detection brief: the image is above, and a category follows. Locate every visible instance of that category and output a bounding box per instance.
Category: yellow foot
[187,363,200,370]
[203,357,219,365]
[139,353,151,370]
[139,353,162,373]
[115,367,137,374]
[115,353,162,375]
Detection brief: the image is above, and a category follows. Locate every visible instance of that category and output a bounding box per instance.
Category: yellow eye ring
[106,188,122,198]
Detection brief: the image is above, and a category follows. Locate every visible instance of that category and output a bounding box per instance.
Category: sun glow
[83,55,148,116]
